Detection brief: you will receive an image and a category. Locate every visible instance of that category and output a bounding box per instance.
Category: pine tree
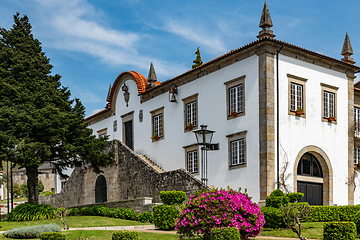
[192,47,203,69]
[0,13,113,204]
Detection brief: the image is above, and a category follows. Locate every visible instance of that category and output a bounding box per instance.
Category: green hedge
[354,210,360,234]
[159,190,186,205]
[40,232,66,240]
[286,193,304,203]
[323,222,356,240]
[68,208,80,216]
[209,227,240,240]
[3,224,61,238]
[260,207,285,228]
[112,230,138,240]
[153,205,179,230]
[138,211,153,223]
[307,205,360,222]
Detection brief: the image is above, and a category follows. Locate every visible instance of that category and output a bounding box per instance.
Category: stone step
[138,155,164,173]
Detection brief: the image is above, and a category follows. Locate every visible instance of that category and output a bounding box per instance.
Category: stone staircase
[138,155,164,173]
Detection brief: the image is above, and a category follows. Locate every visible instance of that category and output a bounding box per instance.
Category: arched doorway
[294,146,333,206]
[95,175,107,203]
[297,153,323,205]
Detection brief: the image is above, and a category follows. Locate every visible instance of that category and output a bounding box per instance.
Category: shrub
[68,208,80,216]
[265,190,289,208]
[109,208,124,218]
[209,227,240,240]
[112,230,139,240]
[40,232,66,240]
[138,211,153,223]
[5,203,56,221]
[175,188,265,239]
[80,206,96,216]
[307,205,360,222]
[261,206,285,228]
[40,191,55,196]
[270,189,285,196]
[122,208,137,221]
[354,210,360,234]
[159,190,186,205]
[285,193,304,203]
[153,205,179,230]
[53,208,69,230]
[3,223,61,238]
[93,205,111,216]
[323,222,356,240]
[280,202,312,240]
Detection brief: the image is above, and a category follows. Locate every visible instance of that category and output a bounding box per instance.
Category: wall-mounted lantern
[122,83,130,107]
[169,85,178,102]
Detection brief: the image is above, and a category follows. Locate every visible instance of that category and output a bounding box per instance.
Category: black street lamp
[193,125,215,186]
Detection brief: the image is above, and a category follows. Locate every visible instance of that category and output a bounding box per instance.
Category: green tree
[192,47,203,69]
[0,13,113,204]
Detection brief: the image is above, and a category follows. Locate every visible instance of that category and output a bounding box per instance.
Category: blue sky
[1,0,360,117]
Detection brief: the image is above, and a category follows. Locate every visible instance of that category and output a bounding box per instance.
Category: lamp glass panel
[195,132,204,145]
[204,131,214,145]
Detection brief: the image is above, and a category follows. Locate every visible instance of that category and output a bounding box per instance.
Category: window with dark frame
[290,82,303,111]
[354,107,360,137]
[355,147,360,165]
[229,84,243,114]
[186,101,197,127]
[297,153,322,177]
[230,138,245,166]
[323,91,335,118]
[45,172,49,179]
[187,150,198,173]
[153,113,163,137]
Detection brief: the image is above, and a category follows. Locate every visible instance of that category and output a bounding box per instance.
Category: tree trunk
[26,166,39,204]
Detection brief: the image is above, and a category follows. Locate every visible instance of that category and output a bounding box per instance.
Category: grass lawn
[258,222,324,239]
[0,230,180,240]
[0,216,150,231]
[0,216,328,239]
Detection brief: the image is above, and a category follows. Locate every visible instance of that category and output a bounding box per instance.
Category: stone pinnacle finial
[106,84,112,102]
[341,32,355,64]
[257,1,275,40]
[147,62,158,88]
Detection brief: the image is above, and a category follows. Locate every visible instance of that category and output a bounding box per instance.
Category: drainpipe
[276,44,285,190]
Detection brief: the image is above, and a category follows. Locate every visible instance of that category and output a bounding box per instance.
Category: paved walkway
[67,225,320,239]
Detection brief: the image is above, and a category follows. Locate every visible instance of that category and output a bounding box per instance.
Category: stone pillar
[258,45,276,201]
[348,73,356,205]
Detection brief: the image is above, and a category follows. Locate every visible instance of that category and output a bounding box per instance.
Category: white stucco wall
[277,54,352,205]
[89,55,261,202]
[88,51,357,205]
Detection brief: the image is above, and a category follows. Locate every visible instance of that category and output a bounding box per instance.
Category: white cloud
[165,20,227,55]
[30,0,187,79]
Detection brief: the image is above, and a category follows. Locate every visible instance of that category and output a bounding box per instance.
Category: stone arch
[95,175,107,203]
[293,145,333,205]
[108,71,147,112]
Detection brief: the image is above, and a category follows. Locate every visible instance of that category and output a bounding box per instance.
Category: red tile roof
[86,37,360,121]
[142,37,360,94]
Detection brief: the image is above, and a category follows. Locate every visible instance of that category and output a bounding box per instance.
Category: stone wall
[40,140,205,208]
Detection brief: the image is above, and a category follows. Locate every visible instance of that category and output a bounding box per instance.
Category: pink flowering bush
[175,188,265,240]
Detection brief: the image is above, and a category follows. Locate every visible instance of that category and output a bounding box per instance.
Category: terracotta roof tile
[142,37,360,94]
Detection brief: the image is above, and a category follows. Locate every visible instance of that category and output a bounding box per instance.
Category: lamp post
[193,125,215,186]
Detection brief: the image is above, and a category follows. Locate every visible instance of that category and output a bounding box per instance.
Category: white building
[85,3,360,206]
